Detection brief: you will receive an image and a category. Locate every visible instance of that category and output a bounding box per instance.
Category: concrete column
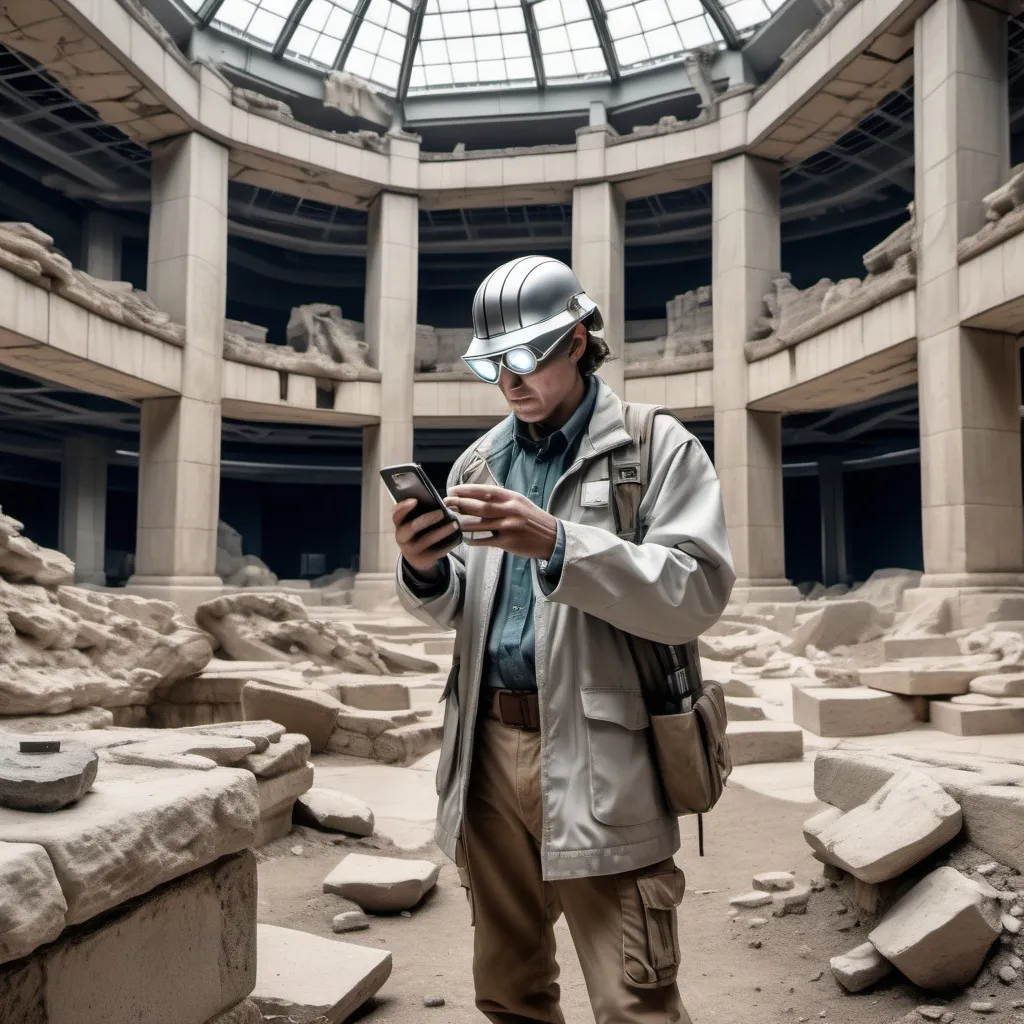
[354,189,418,606]
[572,181,625,395]
[83,211,121,281]
[59,435,107,586]
[819,458,848,587]
[127,133,228,614]
[914,0,1021,586]
[711,153,798,602]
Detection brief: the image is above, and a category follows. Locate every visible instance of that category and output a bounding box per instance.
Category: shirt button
[512,606,519,612]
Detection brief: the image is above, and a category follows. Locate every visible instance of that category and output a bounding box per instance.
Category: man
[392,255,735,1023]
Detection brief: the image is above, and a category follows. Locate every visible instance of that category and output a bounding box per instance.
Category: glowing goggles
[462,331,568,384]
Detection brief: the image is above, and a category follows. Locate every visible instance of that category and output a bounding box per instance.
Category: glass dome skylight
[185,0,785,97]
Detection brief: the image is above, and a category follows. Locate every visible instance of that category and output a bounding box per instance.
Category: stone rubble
[296,788,375,836]
[829,941,894,993]
[323,852,441,913]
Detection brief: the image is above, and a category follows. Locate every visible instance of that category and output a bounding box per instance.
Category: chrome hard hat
[462,255,603,383]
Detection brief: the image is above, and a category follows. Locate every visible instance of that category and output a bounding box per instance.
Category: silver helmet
[462,255,603,383]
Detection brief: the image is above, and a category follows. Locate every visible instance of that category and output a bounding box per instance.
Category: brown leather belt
[483,688,540,731]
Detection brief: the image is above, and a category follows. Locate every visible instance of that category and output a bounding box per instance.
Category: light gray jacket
[395,378,735,880]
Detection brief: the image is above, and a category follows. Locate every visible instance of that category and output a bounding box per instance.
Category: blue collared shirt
[401,376,599,693]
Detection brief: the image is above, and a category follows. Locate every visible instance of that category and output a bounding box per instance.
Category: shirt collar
[513,374,599,461]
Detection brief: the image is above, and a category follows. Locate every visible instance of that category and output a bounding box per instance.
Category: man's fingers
[447,496,512,519]
[409,519,460,553]
[396,508,447,542]
[391,498,418,527]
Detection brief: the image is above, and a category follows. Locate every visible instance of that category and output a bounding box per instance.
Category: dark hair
[576,313,610,376]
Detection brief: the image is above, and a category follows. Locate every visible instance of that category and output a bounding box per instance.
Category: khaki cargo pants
[458,703,692,1024]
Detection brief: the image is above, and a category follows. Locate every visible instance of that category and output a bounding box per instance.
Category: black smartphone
[380,463,463,546]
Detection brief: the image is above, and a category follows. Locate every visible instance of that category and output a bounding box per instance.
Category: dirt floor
[257,783,1024,1024]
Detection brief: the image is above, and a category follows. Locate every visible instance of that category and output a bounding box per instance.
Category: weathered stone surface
[372,720,444,765]
[869,867,1002,989]
[329,677,411,711]
[326,728,376,758]
[106,734,257,769]
[859,663,979,696]
[929,698,1024,736]
[0,509,74,585]
[803,806,845,863]
[241,733,310,778]
[323,853,440,913]
[203,999,263,1024]
[296,788,375,836]
[255,763,314,847]
[813,770,962,883]
[148,702,243,729]
[772,883,811,916]
[0,851,256,1024]
[181,720,285,752]
[0,708,114,733]
[959,786,1024,874]
[253,923,392,1023]
[792,685,926,737]
[753,871,795,892]
[829,941,894,993]
[332,909,370,933]
[0,842,66,965]
[0,740,98,811]
[787,601,885,655]
[730,891,774,909]
[241,682,341,753]
[0,762,258,925]
[724,697,767,721]
[726,721,804,765]
[335,706,420,739]
[971,672,1024,697]
[883,636,960,660]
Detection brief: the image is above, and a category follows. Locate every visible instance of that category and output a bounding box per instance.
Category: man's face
[497,325,587,423]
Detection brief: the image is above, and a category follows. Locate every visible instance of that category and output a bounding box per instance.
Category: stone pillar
[83,211,121,281]
[126,133,228,616]
[913,0,1023,621]
[711,152,798,604]
[58,435,107,586]
[572,181,625,395]
[819,458,847,587]
[353,188,418,609]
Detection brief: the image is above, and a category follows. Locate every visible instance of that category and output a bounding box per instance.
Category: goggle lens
[504,348,537,374]
[465,357,500,382]
[465,347,541,383]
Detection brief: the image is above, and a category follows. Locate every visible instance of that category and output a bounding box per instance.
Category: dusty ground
[255,782,1024,1024]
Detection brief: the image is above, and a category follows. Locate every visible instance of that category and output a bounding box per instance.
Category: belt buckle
[497,690,538,730]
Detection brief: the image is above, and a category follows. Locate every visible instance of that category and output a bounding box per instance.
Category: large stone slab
[929,698,1024,736]
[830,941,894,993]
[253,923,391,1023]
[882,636,960,660]
[812,770,962,883]
[107,734,257,768]
[868,866,1002,989]
[296,789,374,836]
[241,682,340,753]
[792,686,926,737]
[859,663,978,696]
[181,720,285,752]
[0,739,99,811]
[323,852,440,912]
[0,842,66,965]
[255,762,314,846]
[726,721,803,765]
[316,675,411,711]
[0,851,256,1024]
[0,762,258,925]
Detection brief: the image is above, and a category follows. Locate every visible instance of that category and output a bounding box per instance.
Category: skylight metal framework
[185,0,770,95]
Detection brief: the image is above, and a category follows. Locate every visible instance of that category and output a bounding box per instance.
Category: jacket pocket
[435,664,460,797]
[579,689,663,827]
[619,864,687,988]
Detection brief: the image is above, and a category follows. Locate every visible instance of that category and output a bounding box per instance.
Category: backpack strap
[610,402,673,543]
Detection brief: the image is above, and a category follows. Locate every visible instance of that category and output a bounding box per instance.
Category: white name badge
[580,480,610,507]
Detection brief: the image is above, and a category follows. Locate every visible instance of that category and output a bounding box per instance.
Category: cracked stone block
[372,720,443,765]
[726,721,803,765]
[813,770,962,883]
[241,733,310,778]
[792,686,926,737]
[803,806,845,863]
[253,923,391,1024]
[295,789,374,837]
[0,842,66,965]
[929,698,1024,737]
[323,853,440,913]
[255,763,314,847]
[241,682,341,753]
[0,739,98,811]
[868,867,1002,989]
[830,941,894,993]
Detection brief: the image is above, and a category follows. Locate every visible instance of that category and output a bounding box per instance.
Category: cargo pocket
[619,865,687,988]
[580,689,662,827]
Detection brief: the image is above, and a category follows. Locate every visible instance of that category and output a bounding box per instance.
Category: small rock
[1004,914,1022,935]
[332,910,370,933]
[941,1014,954,1024]
[837,923,853,932]
[290,845,304,856]
[323,853,440,913]
[1012,998,1024,1008]
[774,884,812,917]
[809,878,827,893]
[917,1009,945,1022]
[999,966,1019,984]
[296,789,375,837]
[753,872,796,892]
[809,971,823,982]
[424,996,445,1008]
[797,944,812,959]
[977,863,1000,876]
[400,911,411,918]
[749,940,763,949]
[1011,956,1023,970]
[748,917,769,928]
[830,941,894,993]
[970,1002,995,1013]
[1011,906,1023,918]
[730,891,774,909]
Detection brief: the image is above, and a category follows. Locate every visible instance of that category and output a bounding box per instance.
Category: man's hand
[446,484,558,560]
[392,500,461,575]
